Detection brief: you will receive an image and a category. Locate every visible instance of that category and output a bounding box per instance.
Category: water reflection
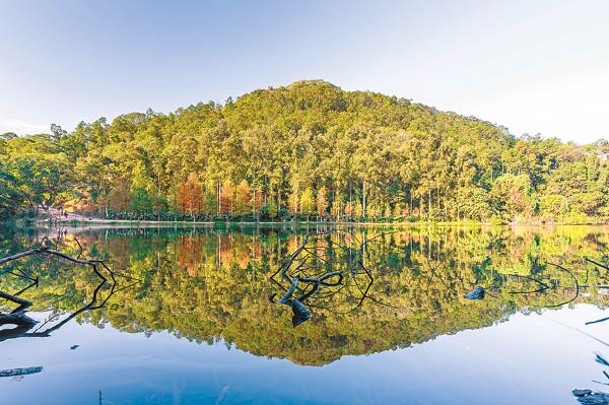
[0,239,138,341]
[269,233,372,327]
[2,225,609,368]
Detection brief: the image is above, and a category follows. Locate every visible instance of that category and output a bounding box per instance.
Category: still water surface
[2,224,609,404]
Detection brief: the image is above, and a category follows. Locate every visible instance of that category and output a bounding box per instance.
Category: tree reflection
[0,237,138,381]
[269,232,385,326]
[0,239,135,342]
[3,225,609,366]
[0,276,112,342]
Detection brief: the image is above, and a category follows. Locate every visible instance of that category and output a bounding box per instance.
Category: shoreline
[9,218,609,228]
[3,208,609,228]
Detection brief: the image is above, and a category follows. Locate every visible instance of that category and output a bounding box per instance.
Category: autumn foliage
[177,172,203,217]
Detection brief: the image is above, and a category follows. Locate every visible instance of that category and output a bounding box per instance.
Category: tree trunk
[217,180,221,214]
[362,180,367,218]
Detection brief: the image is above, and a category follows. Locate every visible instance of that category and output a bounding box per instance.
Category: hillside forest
[1,80,608,223]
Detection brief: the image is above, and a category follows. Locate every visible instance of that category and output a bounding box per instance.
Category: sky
[0,0,608,144]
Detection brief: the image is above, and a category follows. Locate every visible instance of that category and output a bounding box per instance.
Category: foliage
[2,81,609,223]
[2,225,609,366]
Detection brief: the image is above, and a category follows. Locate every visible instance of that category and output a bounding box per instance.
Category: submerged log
[0,366,43,378]
[0,291,33,314]
[0,313,37,327]
[291,299,311,327]
[275,277,313,326]
[0,240,134,341]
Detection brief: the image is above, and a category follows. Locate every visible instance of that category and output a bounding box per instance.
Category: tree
[268,200,277,220]
[234,179,252,217]
[203,187,217,216]
[252,188,264,220]
[219,180,234,216]
[300,188,316,220]
[367,203,380,220]
[455,186,494,221]
[177,172,203,220]
[344,201,354,220]
[0,162,24,218]
[50,123,67,143]
[354,202,363,219]
[316,186,328,219]
[130,186,153,219]
[3,80,606,224]
[288,188,300,216]
[570,192,606,218]
[107,179,131,214]
[393,203,403,220]
[331,195,344,220]
[491,174,536,222]
[539,194,569,221]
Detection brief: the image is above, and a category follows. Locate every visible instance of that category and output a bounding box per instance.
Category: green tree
[455,186,494,221]
[234,179,252,217]
[288,188,300,216]
[491,174,536,222]
[300,188,316,220]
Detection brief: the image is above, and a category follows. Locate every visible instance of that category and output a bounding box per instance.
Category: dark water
[2,224,609,404]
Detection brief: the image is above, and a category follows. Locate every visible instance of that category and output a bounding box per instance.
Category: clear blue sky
[1,0,607,144]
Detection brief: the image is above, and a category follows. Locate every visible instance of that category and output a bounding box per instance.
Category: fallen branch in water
[586,317,609,326]
[271,232,378,326]
[0,290,33,314]
[505,271,552,297]
[585,258,609,273]
[0,366,43,378]
[543,262,579,308]
[274,277,312,327]
[0,241,140,341]
[0,247,110,282]
[278,277,300,305]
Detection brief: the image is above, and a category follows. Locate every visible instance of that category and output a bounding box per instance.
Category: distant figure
[464,286,486,300]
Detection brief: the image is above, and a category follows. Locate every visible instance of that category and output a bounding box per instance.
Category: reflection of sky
[2,305,609,403]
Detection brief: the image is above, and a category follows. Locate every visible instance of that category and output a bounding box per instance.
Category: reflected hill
[2,225,609,366]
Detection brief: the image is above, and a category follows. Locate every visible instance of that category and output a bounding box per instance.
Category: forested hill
[1,80,608,223]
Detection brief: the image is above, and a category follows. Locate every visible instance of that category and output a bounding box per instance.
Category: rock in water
[464,286,486,300]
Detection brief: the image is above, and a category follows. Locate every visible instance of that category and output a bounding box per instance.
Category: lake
[2,224,609,404]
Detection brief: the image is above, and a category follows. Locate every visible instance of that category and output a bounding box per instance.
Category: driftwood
[270,234,609,328]
[586,317,609,326]
[0,246,114,283]
[276,277,312,327]
[0,289,33,314]
[0,366,43,378]
[578,259,609,325]
[0,242,139,342]
[500,261,580,308]
[270,231,379,327]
